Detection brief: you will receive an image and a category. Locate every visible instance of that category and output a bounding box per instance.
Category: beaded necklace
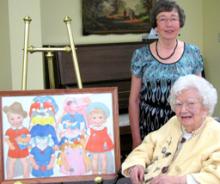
[156,39,178,60]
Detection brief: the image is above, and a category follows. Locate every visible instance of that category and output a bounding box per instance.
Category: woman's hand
[129,165,145,184]
[150,175,186,184]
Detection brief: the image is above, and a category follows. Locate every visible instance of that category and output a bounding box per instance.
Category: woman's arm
[129,76,142,149]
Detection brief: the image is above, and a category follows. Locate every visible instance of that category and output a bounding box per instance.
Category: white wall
[0,0,12,90]
[177,0,203,51]
[203,0,220,115]
[8,0,44,90]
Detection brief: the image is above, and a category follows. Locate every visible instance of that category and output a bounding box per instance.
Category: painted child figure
[59,113,87,144]
[29,96,58,177]
[3,102,30,179]
[58,109,88,175]
[58,97,88,147]
[29,132,55,178]
[58,141,86,175]
[85,102,114,174]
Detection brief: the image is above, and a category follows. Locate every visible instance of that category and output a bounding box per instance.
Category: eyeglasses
[174,100,201,110]
[157,17,179,24]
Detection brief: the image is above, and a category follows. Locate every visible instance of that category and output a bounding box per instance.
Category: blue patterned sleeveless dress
[131,43,204,139]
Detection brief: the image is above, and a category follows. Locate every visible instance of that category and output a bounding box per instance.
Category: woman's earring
[155,29,158,36]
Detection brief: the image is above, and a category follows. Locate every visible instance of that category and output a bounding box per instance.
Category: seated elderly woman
[122,74,220,184]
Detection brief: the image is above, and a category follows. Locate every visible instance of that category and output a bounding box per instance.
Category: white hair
[169,74,217,115]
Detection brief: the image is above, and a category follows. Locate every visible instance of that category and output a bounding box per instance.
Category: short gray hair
[169,75,217,115]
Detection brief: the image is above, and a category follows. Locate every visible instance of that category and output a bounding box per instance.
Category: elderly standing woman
[122,75,220,184]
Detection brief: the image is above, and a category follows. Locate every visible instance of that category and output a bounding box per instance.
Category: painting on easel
[0,87,120,184]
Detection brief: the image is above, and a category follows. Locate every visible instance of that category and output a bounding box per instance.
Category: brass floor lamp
[21,16,83,90]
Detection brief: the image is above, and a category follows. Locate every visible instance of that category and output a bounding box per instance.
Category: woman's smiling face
[174,88,208,132]
[156,10,180,40]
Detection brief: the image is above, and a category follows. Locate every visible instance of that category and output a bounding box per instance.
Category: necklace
[156,39,178,60]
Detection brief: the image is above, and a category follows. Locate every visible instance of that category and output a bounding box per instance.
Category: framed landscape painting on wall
[0,87,120,184]
[82,0,156,35]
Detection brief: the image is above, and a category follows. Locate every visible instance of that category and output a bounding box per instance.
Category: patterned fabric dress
[131,43,204,139]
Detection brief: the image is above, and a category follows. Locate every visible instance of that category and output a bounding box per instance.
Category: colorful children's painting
[0,88,120,183]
